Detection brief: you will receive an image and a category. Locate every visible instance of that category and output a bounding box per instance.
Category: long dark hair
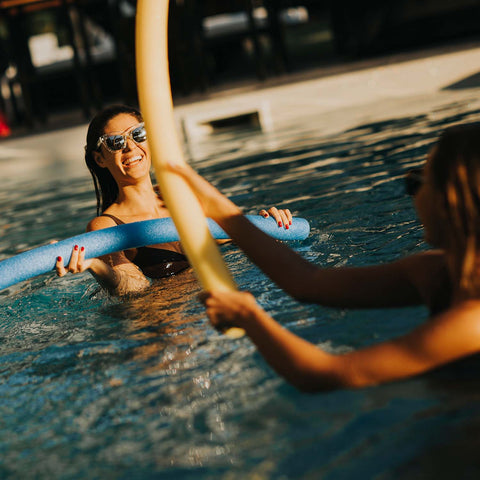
[85,105,143,215]
[430,123,480,297]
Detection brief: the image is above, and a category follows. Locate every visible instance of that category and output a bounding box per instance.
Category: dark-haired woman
[169,123,480,391]
[56,105,292,295]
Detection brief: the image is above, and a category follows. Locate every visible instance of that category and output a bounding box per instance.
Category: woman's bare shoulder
[425,299,480,351]
[86,215,117,232]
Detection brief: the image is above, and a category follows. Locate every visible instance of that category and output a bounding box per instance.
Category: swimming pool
[2,91,480,479]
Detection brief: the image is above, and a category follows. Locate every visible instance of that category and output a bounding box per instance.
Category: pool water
[2,92,480,479]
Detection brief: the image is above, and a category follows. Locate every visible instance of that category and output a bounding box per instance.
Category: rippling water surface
[2,93,480,479]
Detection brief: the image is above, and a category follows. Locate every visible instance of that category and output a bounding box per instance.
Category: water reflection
[1,92,480,477]
[106,270,203,374]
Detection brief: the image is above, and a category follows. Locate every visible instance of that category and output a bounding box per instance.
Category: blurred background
[1,0,480,135]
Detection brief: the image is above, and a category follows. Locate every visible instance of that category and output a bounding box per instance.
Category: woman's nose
[123,138,136,151]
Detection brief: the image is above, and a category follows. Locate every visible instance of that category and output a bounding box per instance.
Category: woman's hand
[259,207,292,229]
[56,245,110,281]
[55,245,118,287]
[199,290,260,330]
[56,245,95,277]
[56,244,151,295]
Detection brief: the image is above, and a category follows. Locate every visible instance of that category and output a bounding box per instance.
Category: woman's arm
[169,162,427,308]
[56,216,150,295]
[203,291,480,392]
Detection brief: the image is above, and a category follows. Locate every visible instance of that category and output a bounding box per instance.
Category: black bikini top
[100,213,189,278]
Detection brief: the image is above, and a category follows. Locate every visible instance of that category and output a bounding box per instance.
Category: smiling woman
[55,104,293,296]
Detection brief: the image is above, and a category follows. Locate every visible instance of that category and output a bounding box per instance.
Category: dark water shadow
[443,71,480,90]
[390,355,480,478]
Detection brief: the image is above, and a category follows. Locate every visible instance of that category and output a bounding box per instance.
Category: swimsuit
[100,214,190,279]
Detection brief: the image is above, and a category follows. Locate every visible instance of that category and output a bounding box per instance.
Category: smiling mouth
[123,155,143,167]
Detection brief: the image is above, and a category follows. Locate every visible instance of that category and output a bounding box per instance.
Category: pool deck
[2,39,480,172]
[177,39,480,142]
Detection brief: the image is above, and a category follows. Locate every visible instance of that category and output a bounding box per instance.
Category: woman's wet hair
[85,105,143,215]
[430,122,480,297]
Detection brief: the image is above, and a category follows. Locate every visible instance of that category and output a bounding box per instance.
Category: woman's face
[414,146,447,247]
[93,113,151,183]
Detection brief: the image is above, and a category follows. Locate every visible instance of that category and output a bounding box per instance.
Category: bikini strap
[99,213,125,225]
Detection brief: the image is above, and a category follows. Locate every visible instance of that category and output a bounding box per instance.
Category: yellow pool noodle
[135,0,244,338]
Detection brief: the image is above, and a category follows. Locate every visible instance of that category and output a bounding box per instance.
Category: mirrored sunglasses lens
[132,126,147,143]
[106,135,126,151]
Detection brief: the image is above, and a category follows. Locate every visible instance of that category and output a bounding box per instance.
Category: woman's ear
[93,150,107,168]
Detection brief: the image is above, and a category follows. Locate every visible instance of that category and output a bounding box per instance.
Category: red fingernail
[80,246,85,252]
[289,221,292,225]
[285,225,289,230]
[278,221,282,227]
[74,245,79,251]
[57,256,62,262]
[264,214,268,218]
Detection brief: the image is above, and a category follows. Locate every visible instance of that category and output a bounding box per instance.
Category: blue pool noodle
[0,215,309,291]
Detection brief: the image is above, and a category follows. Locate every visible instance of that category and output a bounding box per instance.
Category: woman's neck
[113,178,164,217]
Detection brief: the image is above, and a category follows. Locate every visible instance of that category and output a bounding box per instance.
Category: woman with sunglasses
[169,123,480,391]
[56,105,292,295]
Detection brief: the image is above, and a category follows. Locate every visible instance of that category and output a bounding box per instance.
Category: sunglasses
[97,123,147,153]
[405,168,425,196]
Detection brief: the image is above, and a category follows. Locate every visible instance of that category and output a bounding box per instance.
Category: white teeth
[123,156,142,166]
